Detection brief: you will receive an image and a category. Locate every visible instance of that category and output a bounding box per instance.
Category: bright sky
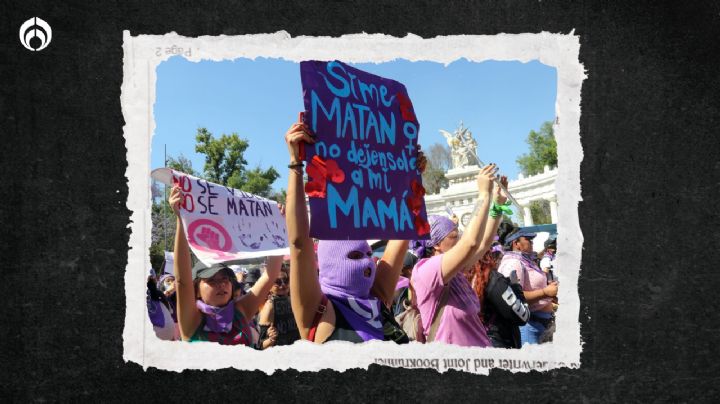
[151,57,557,196]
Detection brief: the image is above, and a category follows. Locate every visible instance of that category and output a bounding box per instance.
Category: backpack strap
[308,294,328,342]
[427,284,450,342]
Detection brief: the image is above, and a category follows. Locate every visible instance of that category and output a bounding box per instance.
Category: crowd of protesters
[146,117,560,349]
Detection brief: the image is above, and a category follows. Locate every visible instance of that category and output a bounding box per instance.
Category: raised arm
[478,175,510,254]
[440,164,497,284]
[372,147,427,305]
[169,186,202,340]
[236,255,282,320]
[372,239,409,306]
[284,115,321,338]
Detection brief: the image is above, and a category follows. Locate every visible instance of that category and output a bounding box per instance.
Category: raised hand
[168,185,183,216]
[476,163,498,195]
[415,143,427,173]
[494,175,509,205]
[285,112,316,164]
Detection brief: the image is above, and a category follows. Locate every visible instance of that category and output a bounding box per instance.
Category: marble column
[523,205,534,226]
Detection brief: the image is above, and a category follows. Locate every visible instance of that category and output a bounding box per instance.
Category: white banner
[151,168,289,264]
[162,251,174,275]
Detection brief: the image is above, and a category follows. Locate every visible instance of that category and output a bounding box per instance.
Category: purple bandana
[147,294,165,328]
[196,299,235,333]
[504,251,544,274]
[326,295,384,342]
[428,215,456,247]
[396,276,410,290]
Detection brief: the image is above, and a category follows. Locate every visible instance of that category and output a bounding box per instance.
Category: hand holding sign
[285,112,316,165]
[494,175,509,205]
[476,163,499,196]
[153,168,290,265]
[169,185,183,216]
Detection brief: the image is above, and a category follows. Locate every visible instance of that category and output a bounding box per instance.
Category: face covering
[195,299,235,333]
[317,240,377,298]
[317,240,383,341]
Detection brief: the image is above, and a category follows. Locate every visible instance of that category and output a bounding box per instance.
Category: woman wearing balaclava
[168,186,283,346]
[282,116,425,343]
[497,223,559,345]
[411,165,502,347]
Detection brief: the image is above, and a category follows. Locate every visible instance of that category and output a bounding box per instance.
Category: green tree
[529,200,551,225]
[422,143,451,194]
[516,121,557,176]
[149,130,280,269]
[149,200,176,271]
[166,154,197,176]
[195,127,279,196]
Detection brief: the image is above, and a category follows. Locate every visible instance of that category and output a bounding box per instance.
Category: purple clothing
[427,215,456,247]
[498,251,553,312]
[412,255,491,347]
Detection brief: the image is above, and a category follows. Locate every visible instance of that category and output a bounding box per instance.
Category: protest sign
[162,251,174,275]
[300,60,429,240]
[151,168,289,264]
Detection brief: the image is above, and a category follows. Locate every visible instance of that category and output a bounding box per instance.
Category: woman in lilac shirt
[497,223,559,345]
[411,168,508,347]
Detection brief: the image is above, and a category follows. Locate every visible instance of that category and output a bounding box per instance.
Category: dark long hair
[497,222,520,251]
[193,266,237,305]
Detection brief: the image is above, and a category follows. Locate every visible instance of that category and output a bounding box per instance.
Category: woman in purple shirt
[497,223,559,345]
[411,168,508,347]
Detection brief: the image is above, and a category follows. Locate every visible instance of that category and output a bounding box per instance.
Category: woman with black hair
[168,186,283,347]
[258,264,300,349]
[497,222,558,345]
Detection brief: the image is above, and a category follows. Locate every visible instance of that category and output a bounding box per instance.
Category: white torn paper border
[122,31,585,374]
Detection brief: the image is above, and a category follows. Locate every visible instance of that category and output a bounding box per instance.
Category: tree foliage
[166,154,197,176]
[516,121,557,176]
[195,127,279,196]
[150,201,176,271]
[529,200,551,225]
[149,129,280,269]
[422,143,451,194]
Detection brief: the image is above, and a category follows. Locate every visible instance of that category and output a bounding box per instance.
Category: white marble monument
[425,125,557,228]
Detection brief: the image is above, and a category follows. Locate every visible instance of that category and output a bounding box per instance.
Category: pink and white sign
[151,168,290,264]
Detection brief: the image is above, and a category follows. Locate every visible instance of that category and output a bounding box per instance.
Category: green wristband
[490,201,513,218]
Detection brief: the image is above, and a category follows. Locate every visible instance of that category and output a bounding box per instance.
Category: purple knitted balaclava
[317,240,376,298]
[428,215,457,247]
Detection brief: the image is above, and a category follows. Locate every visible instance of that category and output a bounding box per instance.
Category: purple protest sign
[300,60,429,240]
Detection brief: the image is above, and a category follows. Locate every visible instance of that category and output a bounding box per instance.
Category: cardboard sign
[151,168,289,264]
[300,60,429,240]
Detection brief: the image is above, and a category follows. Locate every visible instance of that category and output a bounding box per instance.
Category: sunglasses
[274,278,289,286]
